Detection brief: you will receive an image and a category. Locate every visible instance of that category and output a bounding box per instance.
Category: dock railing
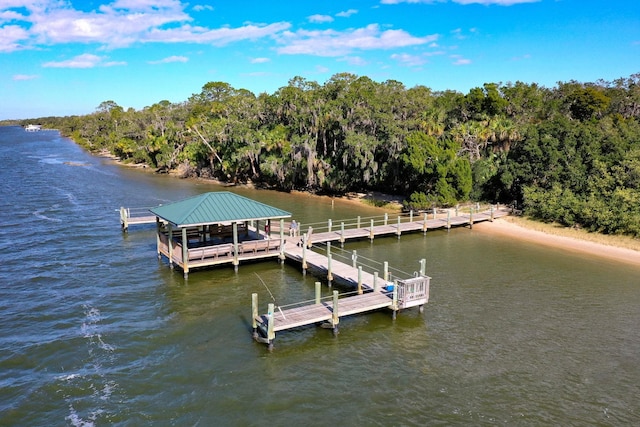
[297,203,503,238]
[119,206,157,231]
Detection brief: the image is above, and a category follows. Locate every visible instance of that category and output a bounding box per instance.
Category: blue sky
[1,0,639,120]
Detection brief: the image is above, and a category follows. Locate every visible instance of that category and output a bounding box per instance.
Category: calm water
[1,126,639,426]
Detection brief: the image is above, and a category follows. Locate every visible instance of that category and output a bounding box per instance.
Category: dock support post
[433,208,436,220]
[267,303,275,350]
[182,228,189,279]
[331,290,339,335]
[423,212,428,234]
[410,210,413,223]
[302,234,308,273]
[490,205,494,222]
[327,253,333,286]
[306,226,313,248]
[315,282,321,304]
[120,207,129,232]
[383,261,389,282]
[374,272,379,292]
[456,204,459,217]
[369,219,374,241]
[251,293,259,339]
[156,220,162,260]
[420,259,426,276]
[233,222,239,272]
[392,280,399,320]
[396,215,401,238]
[384,213,388,226]
[167,223,174,269]
[352,250,357,268]
[328,218,332,233]
[340,222,345,246]
[469,208,474,229]
[357,216,361,229]
[447,210,451,230]
[357,266,363,295]
[279,219,285,261]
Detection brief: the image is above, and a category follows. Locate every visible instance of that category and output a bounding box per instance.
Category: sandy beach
[474,217,640,267]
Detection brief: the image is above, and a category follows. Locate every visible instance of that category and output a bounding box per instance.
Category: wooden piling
[331,290,339,335]
[315,282,321,304]
[252,293,259,339]
[357,266,363,294]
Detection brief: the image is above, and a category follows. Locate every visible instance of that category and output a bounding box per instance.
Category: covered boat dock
[150,192,291,277]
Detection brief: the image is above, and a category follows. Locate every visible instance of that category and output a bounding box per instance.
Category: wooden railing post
[340,222,345,245]
[357,266,363,294]
[328,218,332,233]
[396,215,402,237]
[352,250,357,268]
[384,213,388,226]
[327,253,333,286]
[357,215,361,229]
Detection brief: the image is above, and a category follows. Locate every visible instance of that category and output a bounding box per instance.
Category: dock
[119,207,157,231]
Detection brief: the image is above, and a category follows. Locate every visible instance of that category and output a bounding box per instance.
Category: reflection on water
[1,126,639,426]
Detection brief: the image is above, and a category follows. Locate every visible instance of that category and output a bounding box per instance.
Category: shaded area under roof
[149,192,291,227]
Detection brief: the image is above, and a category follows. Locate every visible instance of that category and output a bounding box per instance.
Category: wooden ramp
[267,291,393,332]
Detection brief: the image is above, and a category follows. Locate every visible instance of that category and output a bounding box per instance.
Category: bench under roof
[149,191,291,227]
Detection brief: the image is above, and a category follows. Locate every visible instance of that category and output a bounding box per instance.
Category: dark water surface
[1,126,639,426]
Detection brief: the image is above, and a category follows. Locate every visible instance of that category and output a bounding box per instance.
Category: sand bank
[474,218,640,267]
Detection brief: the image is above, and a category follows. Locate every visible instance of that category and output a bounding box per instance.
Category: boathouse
[150,192,291,277]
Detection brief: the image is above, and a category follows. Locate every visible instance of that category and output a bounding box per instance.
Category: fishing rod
[255,272,286,320]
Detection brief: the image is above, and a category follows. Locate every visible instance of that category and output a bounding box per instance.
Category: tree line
[21,72,640,236]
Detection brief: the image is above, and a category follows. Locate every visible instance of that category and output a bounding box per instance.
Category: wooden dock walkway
[251,205,511,348]
[302,205,510,247]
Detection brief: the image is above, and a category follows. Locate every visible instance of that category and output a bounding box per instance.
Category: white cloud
[193,5,214,12]
[450,54,471,65]
[0,24,29,52]
[251,57,270,63]
[308,14,334,24]
[277,24,437,57]
[316,65,329,73]
[336,9,358,18]
[0,1,290,51]
[148,55,188,64]
[338,56,368,66]
[391,52,428,66]
[13,74,39,80]
[42,53,126,68]
[145,22,291,45]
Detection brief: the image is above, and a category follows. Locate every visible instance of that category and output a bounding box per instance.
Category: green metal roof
[149,192,291,227]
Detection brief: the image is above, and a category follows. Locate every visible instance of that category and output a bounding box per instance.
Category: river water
[1,126,639,426]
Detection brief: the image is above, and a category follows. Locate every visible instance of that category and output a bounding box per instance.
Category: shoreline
[474,217,640,267]
[101,151,638,266]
